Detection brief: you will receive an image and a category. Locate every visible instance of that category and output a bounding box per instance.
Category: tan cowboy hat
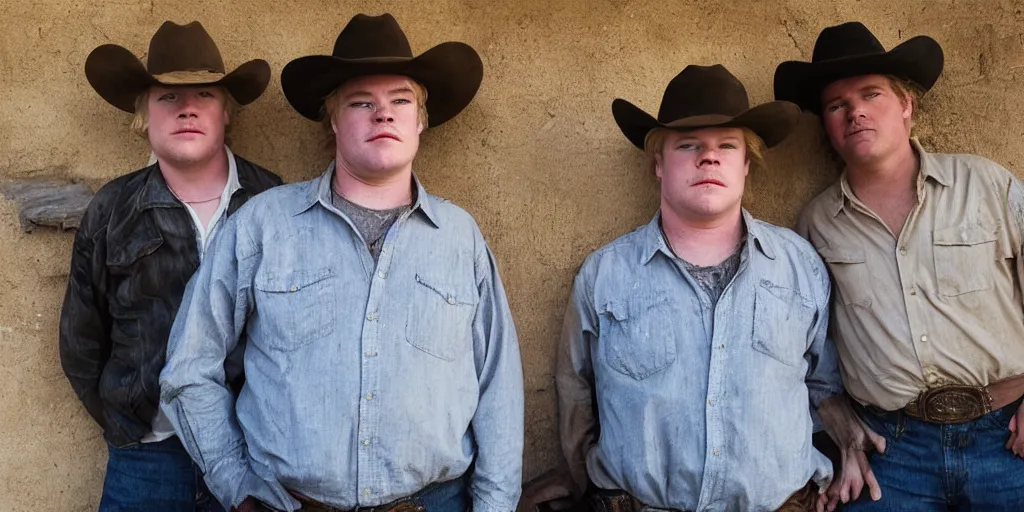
[774,22,944,114]
[613,64,800,150]
[85,21,270,113]
[281,13,483,127]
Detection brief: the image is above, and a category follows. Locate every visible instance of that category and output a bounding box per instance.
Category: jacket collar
[137,146,242,211]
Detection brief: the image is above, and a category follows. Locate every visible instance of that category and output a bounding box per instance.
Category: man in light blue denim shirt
[159,13,524,512]
[555,65,873,512]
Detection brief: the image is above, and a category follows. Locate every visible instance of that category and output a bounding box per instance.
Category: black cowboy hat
[281,13,483,127]
[613,64,800,150]
[85,21,270,113]
[773,22,944,114]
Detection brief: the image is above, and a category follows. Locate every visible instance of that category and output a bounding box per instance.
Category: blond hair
[320,79,429,149]
[643,126,766,174]
[130,86,238,139]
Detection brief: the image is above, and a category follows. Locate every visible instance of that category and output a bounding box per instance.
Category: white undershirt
[142,146,241,443]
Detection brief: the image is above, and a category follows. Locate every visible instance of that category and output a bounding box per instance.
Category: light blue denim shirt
[160,164,524,512]
[556,211,842,511]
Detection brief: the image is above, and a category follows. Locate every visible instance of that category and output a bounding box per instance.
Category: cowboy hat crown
[613,64,800,150]
[773,22,944,114]
[84,21,270,113]
[281,13,483,127]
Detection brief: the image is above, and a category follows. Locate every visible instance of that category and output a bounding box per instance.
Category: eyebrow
[343,87,415,100]
[824,84,885,105]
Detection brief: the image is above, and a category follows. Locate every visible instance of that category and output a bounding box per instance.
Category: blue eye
[393,98,412,105]
[350,102,373,109]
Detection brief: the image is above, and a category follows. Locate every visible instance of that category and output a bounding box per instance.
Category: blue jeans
[99,437,224,512]
[846,399,1024,511]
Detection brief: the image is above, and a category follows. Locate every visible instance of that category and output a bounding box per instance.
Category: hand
[816,396,886,511]
[1005,401,1024,457]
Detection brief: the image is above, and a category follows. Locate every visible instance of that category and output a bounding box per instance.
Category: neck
[660,204,745,266]
[846,140,919,196]
[157,147,229,201]
[333,158,414,210]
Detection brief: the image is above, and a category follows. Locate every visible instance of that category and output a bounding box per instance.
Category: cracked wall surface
[3,1,1024,509]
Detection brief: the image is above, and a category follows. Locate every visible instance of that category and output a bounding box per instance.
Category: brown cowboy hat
[613,64,800,150]
[85,21,270,113]
[280,13,483,126]
[774,22,944,114]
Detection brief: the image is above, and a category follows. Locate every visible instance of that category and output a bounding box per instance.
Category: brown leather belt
[587,482,815,512]
[902,374,1024,424]
[289,495,423,512]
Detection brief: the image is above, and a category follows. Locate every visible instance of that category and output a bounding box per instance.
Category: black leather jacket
[59,155,282,447]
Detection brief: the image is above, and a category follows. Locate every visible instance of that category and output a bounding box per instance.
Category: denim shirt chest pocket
[405,273,479,362]
[598,293,680,380]
[254,266,336,351]
[752,279,814,368]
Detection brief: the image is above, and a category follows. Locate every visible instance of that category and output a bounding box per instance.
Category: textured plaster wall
[1,0,1022,510]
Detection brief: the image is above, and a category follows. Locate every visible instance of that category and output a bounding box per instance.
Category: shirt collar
[296,161,441,228]
[139,145,238,211]
[826,137,950,217]
[640,208,774,265]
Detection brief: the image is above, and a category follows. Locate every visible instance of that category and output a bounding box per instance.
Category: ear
[901,95,913,121]
[743,158,750,177]
[331,114,339,135]
[417,120,425,135]
[654,153,664,180]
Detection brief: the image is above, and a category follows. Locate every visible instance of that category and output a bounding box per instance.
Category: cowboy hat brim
[85,44,270,113]
[280,41,483,126]
[773,35,943,114]
[612,98,800,150]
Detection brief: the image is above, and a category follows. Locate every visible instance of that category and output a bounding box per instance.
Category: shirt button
[364,393,374,400]
[362,488,372,495]
[921,335,928,343]
[366,311,379,321]
[289,285,298,292]
[899,246,907,255]
[447,295,456,305]
[378,270,387,279]
[712,449,720,456]
[363,439,371,446]
[364,349,377,357]
[910,287,917,296]
[707,399,714,405]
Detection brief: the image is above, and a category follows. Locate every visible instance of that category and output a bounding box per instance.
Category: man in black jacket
[59,21,281,511]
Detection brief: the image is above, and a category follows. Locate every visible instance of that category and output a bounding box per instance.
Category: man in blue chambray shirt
[555,65,880,512]
[159,13,524,512]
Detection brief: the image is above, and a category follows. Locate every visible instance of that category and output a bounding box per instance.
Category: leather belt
[902,374,1024,424]
[294,494,423,512]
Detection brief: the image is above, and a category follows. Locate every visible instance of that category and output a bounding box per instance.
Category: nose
[698,147,720,167]
[373,103,395,124]
[176,94,199,119]
[846,100,867,123]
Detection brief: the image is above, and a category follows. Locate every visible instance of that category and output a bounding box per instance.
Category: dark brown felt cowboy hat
[84,21,270,113]
[280,13,483,126]
[774,22,944,114]
[613,64,800,150]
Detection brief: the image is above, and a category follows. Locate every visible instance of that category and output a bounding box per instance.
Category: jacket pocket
[598,294,679,380]
[933,220,998,297]
[254,267,335,351]
[818,244,872,307]
[752,279,814,368]
[405,273,478,362]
